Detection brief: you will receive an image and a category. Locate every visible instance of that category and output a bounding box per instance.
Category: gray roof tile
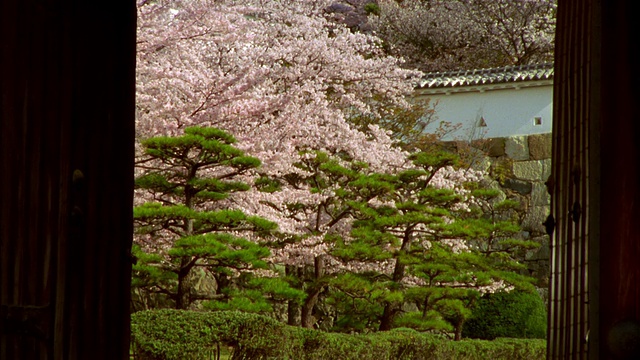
[417,63,554,89]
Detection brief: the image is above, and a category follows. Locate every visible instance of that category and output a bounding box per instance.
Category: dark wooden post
[0,1,136,359]
[594,1,640,359]
[549,0,640,359]
[547,2,592,358]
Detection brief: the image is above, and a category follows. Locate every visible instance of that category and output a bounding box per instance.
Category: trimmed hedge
[462,290,547,340]
[131,310,546,360]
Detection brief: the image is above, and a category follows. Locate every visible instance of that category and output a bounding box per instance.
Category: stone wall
[448,133,552,289]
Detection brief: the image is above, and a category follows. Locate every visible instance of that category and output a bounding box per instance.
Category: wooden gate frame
[0,1,136,359]
[549,1,640,359]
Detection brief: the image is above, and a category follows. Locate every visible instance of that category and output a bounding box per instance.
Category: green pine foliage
[261,150,394,328]
[462,290,547,340]
[325,272,388,332]
[132,126,303,311]
[132,133,541,341]
[327,150,537,338]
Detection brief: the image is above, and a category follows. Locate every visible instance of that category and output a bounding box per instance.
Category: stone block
[528,133,552,160]
[505,136,530,160]
[463,146,491,172]
[482,179,507,204]
[490,157,514,182]
[470,155,491,173]
[541,159,552,182]
[535,238,550,260]
[439,141,459,153]
[521,205,550,234]
[531,182,550,206]
[513,160,544,181]
[525,236,550,261]
[503,178,533,195]
[486,137,506,157]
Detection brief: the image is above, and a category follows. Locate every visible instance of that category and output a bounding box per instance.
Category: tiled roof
[417,63,554,89]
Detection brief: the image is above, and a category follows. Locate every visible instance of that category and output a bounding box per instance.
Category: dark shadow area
[1,1,136,359]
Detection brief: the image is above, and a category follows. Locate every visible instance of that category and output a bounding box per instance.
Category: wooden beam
[0,1,136,359]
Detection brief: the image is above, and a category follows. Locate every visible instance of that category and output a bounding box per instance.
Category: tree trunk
[379,229,413,331]
[175,259,192,309]
[301,256,325,328]
[454,321,463,341]
[286,265,301,326]
[379,304,396,331]
[301,294,319,328]
[177,186,195,310]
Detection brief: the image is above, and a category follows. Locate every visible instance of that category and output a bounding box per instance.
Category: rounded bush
[462,290,547,340]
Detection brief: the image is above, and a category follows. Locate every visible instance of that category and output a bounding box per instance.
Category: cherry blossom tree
[136,0,418,174]
[368,0,556,72]
[134,0,538,336]
[135,0,421,321]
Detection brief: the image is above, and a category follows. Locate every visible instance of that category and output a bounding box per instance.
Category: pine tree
[259,150,385,328]
[132,126,303,311]
[329,151,538,338]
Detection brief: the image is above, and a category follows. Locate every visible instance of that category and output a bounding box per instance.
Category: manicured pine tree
[393,184,539,340]
[329,151,460,331]
[257,150,388,328]
[133,126,303,311]
[329,150,538,338]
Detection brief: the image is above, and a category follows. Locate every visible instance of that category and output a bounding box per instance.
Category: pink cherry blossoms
[136,0,416,174]
[135,0,494,262]
[135,0,423,269]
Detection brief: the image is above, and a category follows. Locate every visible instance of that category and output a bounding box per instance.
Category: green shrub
[364,3,381,16]
[131,309,546,360]
[131,309,289,359]
[462,290,547,340]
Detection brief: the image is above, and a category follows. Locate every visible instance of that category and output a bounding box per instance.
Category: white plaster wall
[421,85,553,140]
